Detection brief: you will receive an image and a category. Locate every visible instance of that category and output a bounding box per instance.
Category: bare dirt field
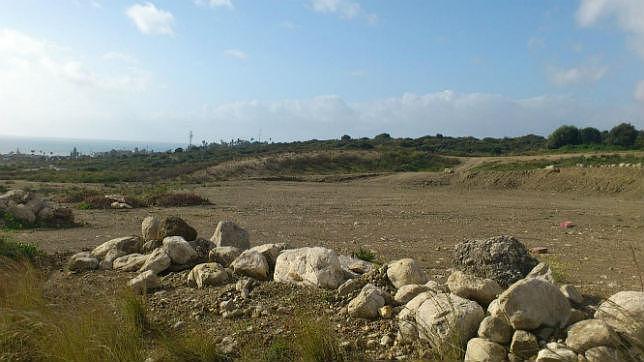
[16,175,643,298]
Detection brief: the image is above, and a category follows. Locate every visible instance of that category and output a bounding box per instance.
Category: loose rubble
[65,220,644,361]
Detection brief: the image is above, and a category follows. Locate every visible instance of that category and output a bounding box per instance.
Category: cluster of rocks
[0,189,74,227]
[68,225,644,361]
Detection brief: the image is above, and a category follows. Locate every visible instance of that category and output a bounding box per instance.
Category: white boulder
[162,236,197,265]
[347,283,387,319]
[386,258,428,289]
[231,249,270,280]
[273,247,345,289]
[128,270,160,294]
[447,270,502,305]
[210,221,250,250]
[187,263,230,288]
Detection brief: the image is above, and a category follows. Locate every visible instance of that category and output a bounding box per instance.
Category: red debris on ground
[530,247,549,254]
[560,221,575,228]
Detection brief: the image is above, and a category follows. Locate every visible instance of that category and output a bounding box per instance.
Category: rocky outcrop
[273,247,345,289]
[0,189,74,227]
[386,258,427,289]
[453,235,538,287]
[210,221,250,250]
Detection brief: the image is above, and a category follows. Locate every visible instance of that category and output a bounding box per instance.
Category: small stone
[380,335,393,346]
[464,338,507,362]
[535,342,577,361]
[378,305,393,319]
[478,315,513,344]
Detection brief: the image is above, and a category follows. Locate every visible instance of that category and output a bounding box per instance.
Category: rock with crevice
[510,330,539,359]
[209,246,242,267]
[139,247,171,274]
[594,291,644,346]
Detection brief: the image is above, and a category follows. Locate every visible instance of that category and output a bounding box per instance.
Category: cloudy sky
[0,0,643,143]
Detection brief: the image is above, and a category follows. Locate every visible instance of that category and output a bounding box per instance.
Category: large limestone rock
[249,243,287,268]
[273,247,345,289]
[478,315,513,344]
[397,291,437,340]
[386,258,428,289]
[162,236,198,265]
[230,249,270,280]
[498,277,571,330]
[112,253,148,272]
[453,235,538,287]
[91,236,141,259]
[141,216,161,242]
[464,338,507,362]
[347,284,386,319]
[209,246,242,267]
[394,284,434,305]
[138,248,171,274]
[158,216,197,241]
[68,252,99,271]
[565,319,618,353]
[128,270,160,294]
[210,221,250,250]
[535,342,577,362]
[510,330,539,359]
[447,270,502,305]
[594,291,644,346]
[187,263,230,288]
[414,292,484,348]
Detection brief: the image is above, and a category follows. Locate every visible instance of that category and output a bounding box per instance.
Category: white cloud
[194,0,233,9]
[0,28,153,138]
[102,51,139,64]
[189,91,642,141]
[311,0,377,23]
[126,2,174,35]
[527,36,545,50]
[223,49,247,60]
[635,80,644,102]
[577,0,644,57]
[547,64,607,86]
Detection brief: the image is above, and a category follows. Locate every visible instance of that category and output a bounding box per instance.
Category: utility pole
[189,130,194,148]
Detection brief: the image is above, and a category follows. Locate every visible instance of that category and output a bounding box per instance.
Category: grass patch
[537,256,568,283]
[352,247,376,263]
[473,153,644,172]
[297,318,348,362]
[262,337,297,362]
[159,332,229,362]
[0,236,41,260]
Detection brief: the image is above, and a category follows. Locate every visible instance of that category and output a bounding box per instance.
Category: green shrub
[0,237,41,260]
[263,338,296,362]
[352,247,376,263]
[548,125,580,149]
[0,211,27,230]
[607,123,638,147]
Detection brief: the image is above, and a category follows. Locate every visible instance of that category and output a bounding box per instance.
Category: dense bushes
[548,123,642,149]
[58,186,210,209]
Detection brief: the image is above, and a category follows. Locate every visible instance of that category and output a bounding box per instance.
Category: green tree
[579,127,602,144]
[607,123,638,147]
[547,125,580,149]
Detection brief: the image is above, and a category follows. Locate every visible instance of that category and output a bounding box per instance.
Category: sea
[0,135,184,156]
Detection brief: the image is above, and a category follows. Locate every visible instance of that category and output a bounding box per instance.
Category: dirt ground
[15,176,644,298]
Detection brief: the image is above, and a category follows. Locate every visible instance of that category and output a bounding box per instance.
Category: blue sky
[0,0,643,143]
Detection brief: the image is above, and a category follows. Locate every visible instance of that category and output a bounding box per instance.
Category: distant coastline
[0,134,184,156]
